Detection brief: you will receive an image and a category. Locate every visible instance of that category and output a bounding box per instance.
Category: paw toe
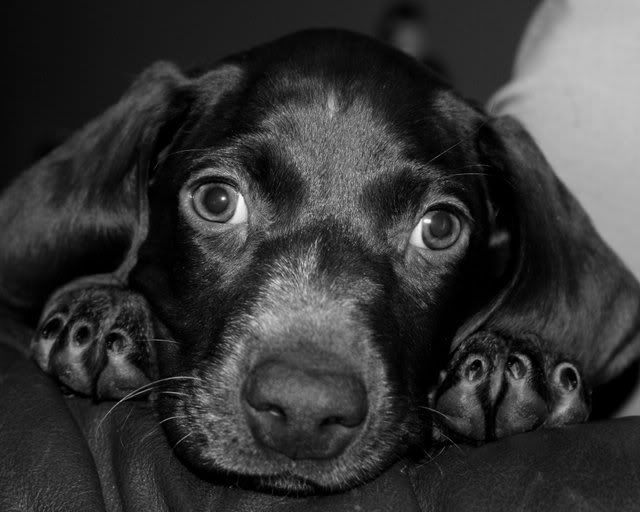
[495,353,548,438]
[433,333,590,442]
[31,314,66,370]
[434,337,503,441]
[95,330,152,399]
[545,362,590,426]
[31,278,157,400]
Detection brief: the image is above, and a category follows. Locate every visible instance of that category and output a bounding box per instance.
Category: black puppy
[2,30,639,493]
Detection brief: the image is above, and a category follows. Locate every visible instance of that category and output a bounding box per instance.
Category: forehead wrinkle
[180,131,302,183]
[257,89,407,215]
[362,165,479,225]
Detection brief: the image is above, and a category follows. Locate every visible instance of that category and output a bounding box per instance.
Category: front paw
[31,275,158,399]
[432,331,590,442]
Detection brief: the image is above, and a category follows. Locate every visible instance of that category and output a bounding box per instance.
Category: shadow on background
[2,0,536,186]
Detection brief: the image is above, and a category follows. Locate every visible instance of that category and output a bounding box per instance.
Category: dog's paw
[31,275,158,400]
[431,331,590,442]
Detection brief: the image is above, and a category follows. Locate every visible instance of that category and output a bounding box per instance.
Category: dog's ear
[0,62,193,318]
[456,116,640,385]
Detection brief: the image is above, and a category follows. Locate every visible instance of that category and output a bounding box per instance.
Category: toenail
[41,317,63,339]
[506,355,528,380]
[558,365,578,391]
[73,325,92,345]
[464,357,485,382]
[105,331,127,351]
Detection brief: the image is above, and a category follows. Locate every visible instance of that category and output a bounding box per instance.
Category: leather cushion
[2,341,640,512]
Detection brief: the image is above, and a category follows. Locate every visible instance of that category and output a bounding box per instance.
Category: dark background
[2,0,537,186]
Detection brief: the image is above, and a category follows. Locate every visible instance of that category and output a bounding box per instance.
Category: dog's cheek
[134,234,256,347]
[155,344,258,474]
[390,254,485,402]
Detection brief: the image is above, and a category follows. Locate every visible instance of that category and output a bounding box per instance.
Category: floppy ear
[457,116,640,386]
[0,62,191,319]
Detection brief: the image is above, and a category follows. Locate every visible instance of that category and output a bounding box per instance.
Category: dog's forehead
[239,72,479,217]
[257,78,406,189]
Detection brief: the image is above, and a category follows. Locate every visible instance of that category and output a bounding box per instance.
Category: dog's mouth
[153,335,411,492]
[172,441,403,494]
[161,404,411,494]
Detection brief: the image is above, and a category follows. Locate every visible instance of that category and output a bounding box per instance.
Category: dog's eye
[191,183,248,224]
[409,209,462,250]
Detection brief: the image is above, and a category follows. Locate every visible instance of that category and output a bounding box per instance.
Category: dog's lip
[225,460,371,494]
[241,470,337,495]
[179,440,367,492]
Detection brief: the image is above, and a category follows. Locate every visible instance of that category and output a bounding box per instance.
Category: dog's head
[133,31,502,491]
[3,30,638,492]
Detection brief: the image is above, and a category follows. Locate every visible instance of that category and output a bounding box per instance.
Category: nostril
[254,403,287,420]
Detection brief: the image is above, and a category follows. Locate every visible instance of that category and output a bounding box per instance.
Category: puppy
[1,30,639,493]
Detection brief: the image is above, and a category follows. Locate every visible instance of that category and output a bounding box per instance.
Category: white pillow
[489,0,640,282]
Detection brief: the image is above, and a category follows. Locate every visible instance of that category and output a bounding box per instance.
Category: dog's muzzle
[242,351,368,460]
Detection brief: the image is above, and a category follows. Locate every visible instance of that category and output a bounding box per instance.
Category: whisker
[157,390,190,398]
[119,405,135,430]
[138,428,161,447]
[172,431,194,452]
[138,415,189,446]
[417,446,446,476]
[426,120,489,167]
[98,388,158,431]
[157,414,189,427]
[165,147,212,157]
[435,430,464,453]
[456,164,492,169]
[426,139,467,166]
[139,338,181,345]
[98,375,203,430]
[418,405,454,422]
[447,166,517,190]
[447,172,491,179]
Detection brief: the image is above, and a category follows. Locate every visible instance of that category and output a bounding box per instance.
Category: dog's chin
[162,418,408,494]
[233,468,385,495]
[171,443,400,495]
[179,465,370,495]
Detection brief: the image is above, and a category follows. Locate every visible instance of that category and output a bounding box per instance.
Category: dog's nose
[242,357,368,460]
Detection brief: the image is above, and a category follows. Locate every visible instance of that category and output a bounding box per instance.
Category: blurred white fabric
[488,0,640,416]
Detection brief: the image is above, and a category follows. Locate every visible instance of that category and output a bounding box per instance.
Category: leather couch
[2,320,639,512]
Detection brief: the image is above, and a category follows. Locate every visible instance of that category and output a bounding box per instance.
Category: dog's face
[130,31,500,491]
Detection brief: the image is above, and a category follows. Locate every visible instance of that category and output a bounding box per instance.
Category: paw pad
[432,332,589,442]
[31,276,159,399]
